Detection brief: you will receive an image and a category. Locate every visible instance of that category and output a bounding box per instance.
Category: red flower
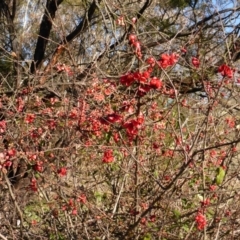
[102,149,114,163]
[158,53,179,68]
[218,64,233,78]
[149,215,156,222]
[58,167,67,176]
[72,208,77,215]
[132,41,142,58]
[47,119,57,130]
[195,212,207,230]
[128,34,137,44]
[77,193,87,204]
[146,57,156,67]
[133,71,150,83]
[7,149,16,158]
[192,57,200,68]
[120,73,135,86]
[201,198,210,208]
[25,113,36,124]
[137,85,151,96]
[100,113,122,125]
[140,217,147,225]
[181,47,187,53]
[150,77,163,89]
[132,41,141,52]
[123,117,144,139]
[225,117,235,128]
[29,178,38,192]
[55,64,73,76]
[33,161,44,173]
[132,17,137,24]
[0,120,6,133]
[116,16,125,26]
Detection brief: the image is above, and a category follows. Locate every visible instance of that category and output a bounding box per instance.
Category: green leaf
[216,167,225,186]
[173,209,181,219]
[143,233,152,240]
[182,224,190,232]
[105,131,112,143]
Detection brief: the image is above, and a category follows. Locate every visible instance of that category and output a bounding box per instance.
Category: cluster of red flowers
[128,34,142,58]
[192,57,200,68]
[55,63,73,76]
[0,148,17,171]
[33,161,44,173]
[158,53,179,69]
[100,113,123,125]
[195,212,207,230]
[218,64,233,78]
[58,167,67,176]
[201,198,210,208]
[29,178,38,192]
[120,70,163,95]
[62,198,77,215]
[102,149,114,163]
[225,117,235,128]
[25,113,36,124]
[123,115,144,140]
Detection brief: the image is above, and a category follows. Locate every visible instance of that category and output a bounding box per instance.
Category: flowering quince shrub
[0,3,240,240]
[1,53,239,240]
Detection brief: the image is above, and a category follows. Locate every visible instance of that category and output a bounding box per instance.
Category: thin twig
[3,173,24,229]
[0,233,8,240]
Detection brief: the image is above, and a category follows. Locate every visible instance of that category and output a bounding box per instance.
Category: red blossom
[113,132,120,142]
[77,193,87,204]
[116,16,125,26]
[33,161,44,173]
[225,117,235,128]
[134,71,150,83]
[0,120,6,133]
[137,85,152,96]
[47,119,57,130]
[72,208,77,215]
[146,57,156,67]
[158,53,179,69]
[123,116,144,140]
[181,47,187,53]
[195,212,207,230]
[102,149,114,163]
[132,41,141,49]
[132,17,137,24]
[150,77,163,89]
[7,149,16,158]
[210,150,217,158]
[150,215,156,222]
[140,217,147,225]
[3,160,12,168]
[29,178,38,192]
[128,34,137,44]
[120,73,135,86]
[69,108,78,119]
[25,113,36,124]
[17,97,25,112]
[55,63,73,76]
[201,198,210,208]
[100,113,122,125]
[218,64,233,78]
[132,41,142,57]
[58,167,67,176]
[192,57,200,68]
